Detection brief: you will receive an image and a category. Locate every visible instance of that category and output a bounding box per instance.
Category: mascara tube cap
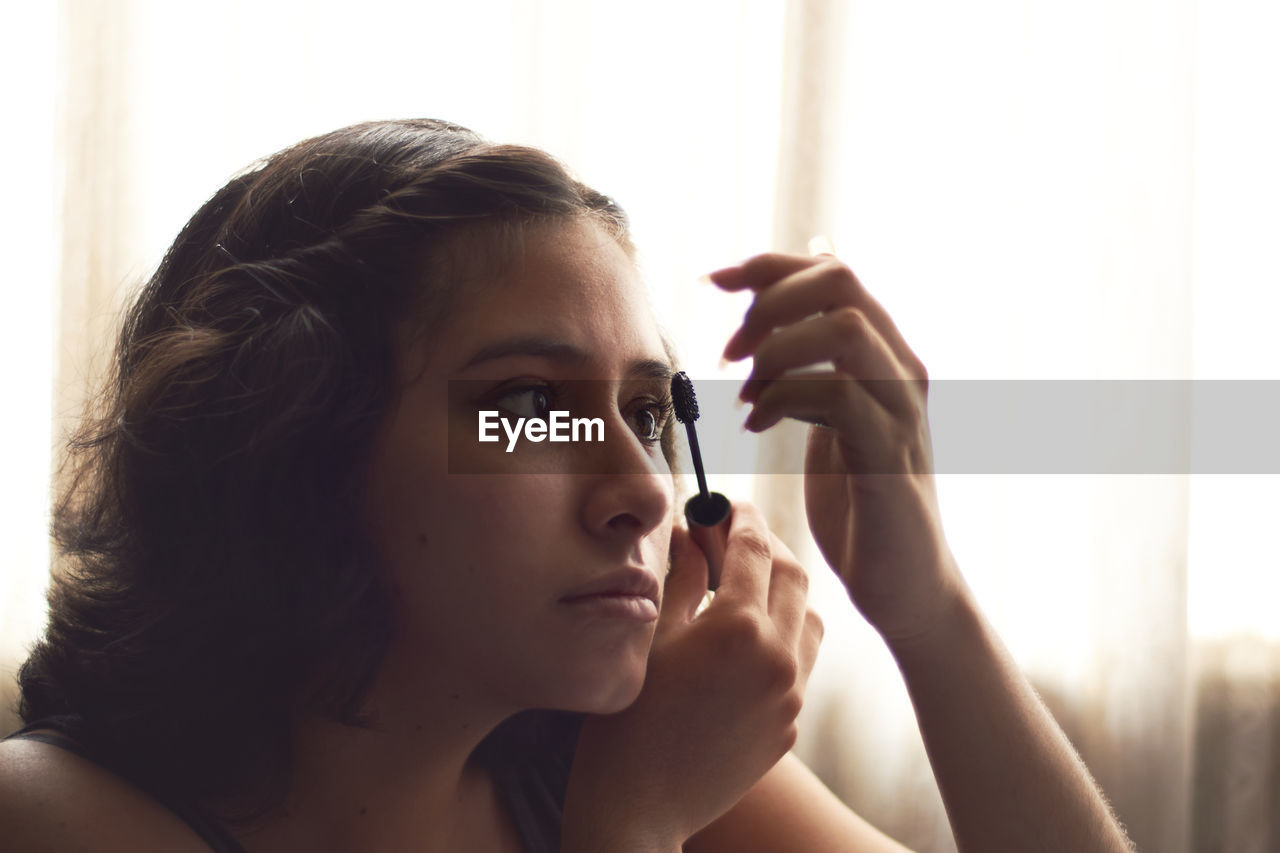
[684,492,732,591]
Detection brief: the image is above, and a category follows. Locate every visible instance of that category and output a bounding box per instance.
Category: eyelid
[492,382,557,419]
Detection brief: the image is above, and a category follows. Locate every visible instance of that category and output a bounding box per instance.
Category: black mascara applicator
[671,372,732,590]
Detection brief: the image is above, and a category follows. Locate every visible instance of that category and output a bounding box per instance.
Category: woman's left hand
[711,252,966,647]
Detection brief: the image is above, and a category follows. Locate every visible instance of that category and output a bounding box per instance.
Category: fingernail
[807,235,836,257]
[718,357,730,371]
[707,265,745,287]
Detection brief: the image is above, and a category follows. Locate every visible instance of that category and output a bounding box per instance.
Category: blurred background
[2,1,1278,850]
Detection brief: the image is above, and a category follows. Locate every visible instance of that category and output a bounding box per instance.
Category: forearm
[560,779,683,853]
[560,818,681,853]
[560,723,684,853]
[887,584,1133,853]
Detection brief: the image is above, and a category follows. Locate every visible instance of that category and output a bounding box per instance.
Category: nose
[579,416,672,548]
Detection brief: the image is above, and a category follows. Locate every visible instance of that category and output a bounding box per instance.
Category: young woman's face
[365,218,676,717]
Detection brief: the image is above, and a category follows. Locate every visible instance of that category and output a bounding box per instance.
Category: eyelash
[492,380,674,446]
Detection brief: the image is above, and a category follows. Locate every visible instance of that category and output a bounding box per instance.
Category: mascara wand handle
[685,492,732,591]
[683,422,710,498]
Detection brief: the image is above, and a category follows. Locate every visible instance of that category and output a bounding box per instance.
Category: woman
[0,119,1132,851]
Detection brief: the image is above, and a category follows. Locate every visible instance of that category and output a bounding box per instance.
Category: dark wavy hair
[15,118,677,824]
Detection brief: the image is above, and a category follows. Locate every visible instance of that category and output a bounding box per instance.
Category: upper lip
[561,567,661,604]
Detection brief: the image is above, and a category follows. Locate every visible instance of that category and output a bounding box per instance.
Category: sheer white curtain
[3,1,1278,851]
[781,2,1280,851]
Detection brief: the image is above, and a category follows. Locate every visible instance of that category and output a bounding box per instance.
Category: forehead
[426,218,671,378]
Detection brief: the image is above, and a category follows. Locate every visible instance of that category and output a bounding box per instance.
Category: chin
[557,667,646,715]
[594,681,645,714]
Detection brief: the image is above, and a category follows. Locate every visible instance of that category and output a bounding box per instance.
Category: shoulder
[683,751,916,853]
[0,732,212,852]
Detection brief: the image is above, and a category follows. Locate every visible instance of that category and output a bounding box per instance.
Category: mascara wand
[671,372,732,590]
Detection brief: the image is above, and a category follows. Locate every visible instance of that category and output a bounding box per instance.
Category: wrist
[562,742,686,853]
[880,577,980,666]
[561,808,683,853]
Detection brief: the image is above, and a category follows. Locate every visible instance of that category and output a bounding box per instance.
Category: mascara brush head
[671,371,708,497]
[671,371,699,423]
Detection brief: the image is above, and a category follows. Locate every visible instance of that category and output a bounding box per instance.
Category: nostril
[607,513,641,533]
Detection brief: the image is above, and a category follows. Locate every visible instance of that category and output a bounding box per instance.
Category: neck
[234,650,521,851]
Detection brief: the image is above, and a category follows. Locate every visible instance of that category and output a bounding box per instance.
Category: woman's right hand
[561,501,824,850]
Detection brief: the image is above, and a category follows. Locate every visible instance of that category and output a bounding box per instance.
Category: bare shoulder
[683,751,916,853]
[0,732,211,852]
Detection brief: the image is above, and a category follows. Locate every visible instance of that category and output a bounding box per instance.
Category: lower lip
[561,594,659,622]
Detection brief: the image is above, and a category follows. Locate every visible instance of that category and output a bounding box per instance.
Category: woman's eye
[497,386,552,420]
[633,401,671,444]
[634,408,660,441]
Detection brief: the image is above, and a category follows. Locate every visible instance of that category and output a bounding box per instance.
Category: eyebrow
[458,336,675,382]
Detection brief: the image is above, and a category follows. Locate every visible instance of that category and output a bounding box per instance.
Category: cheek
[403,476,575,580]
[461,474,574,532]
[656,516,675,582]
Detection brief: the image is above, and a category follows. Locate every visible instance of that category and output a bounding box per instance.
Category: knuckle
[806,608,825,643]
[716,611,767,652]
[823,258,859,290]
[914,360,930,394]
[732,528,772,564]
[901,395,928,433]
[763,645,800,689]
[888,418,916,450]
[780,688,804,723]
[830,306,867,338]
[834,380,862,412]
[774,557,809,594]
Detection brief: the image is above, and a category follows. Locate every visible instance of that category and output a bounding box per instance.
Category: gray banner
[446,380,1280,474]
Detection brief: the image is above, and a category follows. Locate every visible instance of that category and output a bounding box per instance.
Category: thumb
[658,526,710,632]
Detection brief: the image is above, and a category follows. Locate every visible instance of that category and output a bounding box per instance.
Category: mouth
[560,593,659,622]
[560,567,661,622]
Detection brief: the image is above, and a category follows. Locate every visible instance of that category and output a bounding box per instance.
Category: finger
[722,260,866,362]
[765,532,810,645]
[743,370,897,431]
[715,254,927,380]
[793,608,825,696]
[739,310,919,421]
[658,526,711,635]
[707,253,822,292]
[743,372,913,476]
[714,501,772,609]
